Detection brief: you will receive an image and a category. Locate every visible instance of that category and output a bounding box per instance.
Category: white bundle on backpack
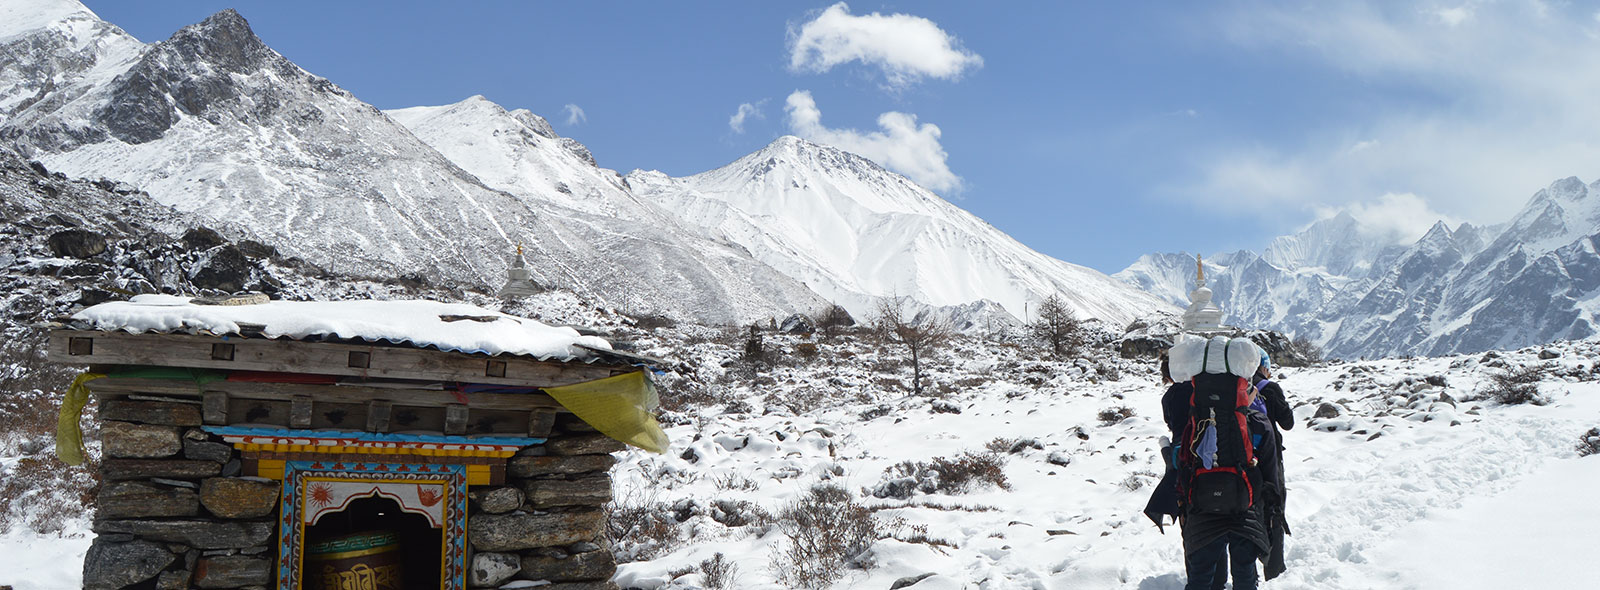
[1167,334,1262,382]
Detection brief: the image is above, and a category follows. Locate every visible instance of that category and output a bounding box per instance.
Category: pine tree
[1028,294,1082,358]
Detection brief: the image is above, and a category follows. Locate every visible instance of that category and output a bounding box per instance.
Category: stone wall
[82,399,624,590]
[85,400,275,590]
[466,414,623,590]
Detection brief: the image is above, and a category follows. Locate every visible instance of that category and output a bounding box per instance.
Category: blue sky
[83,1,1600,273]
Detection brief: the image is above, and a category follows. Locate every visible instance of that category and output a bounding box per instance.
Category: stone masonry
[83,401,625,590]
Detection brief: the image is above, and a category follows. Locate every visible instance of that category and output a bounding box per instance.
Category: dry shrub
[658,380,724,413]
[0,456,99,536]
[985,437,1041,455]
[712,473,761,492]
[1098,405,1136,426]
[874,451,1010,498]
[795,342,819,359]
[893,523,956,550]
[1579,427,1600,457]
[1120,470,1159,492]
[0,349,100,536]
[764,386,828,415]
[605,490,681,563]
[1480,365,1548,406]
[700,552,739,590]
[772,484,882,590]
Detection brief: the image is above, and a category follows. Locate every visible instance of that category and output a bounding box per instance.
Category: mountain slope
[627,136,1174,328]
[383,97,828,323]
[0,5,828,324]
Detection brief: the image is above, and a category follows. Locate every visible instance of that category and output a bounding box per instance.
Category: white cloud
[1433,5,1474,27]
[789,2,982,90]
[728,101,765,134]
[1187,0,1600,226]
[1313,192,1458,245]
[785,90,962,193]
[563,104,586,126]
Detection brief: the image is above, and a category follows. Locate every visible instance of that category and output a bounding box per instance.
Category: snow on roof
[70,294,613,360]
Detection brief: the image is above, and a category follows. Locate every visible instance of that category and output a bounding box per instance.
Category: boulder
[521,474,612,508]
[554,414,598,433]
[779,313,815,334]
[100,400,201,426]
[536,582,621,590]
[506,454,616,478]
[181,227,227,250]
[546,434,624,456]
[469,552,520,587]
[236,239,276,259]
[467,509,605,552]
[199,478,279,519]
[47,229,107,259]
[101,421,182,458]
[82,538,174,590]
[193,555,271,588]
[98,481,199,519]
[183,439,234,463]
[517,548,616,581]
[892,573,938,589]
[1314,403,1342,419]
[94,519,273,549]
[155,570,193,590]
[467,486,523,515]
[188,244,254,293]
[102,459,221,481]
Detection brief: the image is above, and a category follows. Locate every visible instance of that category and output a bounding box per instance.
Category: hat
[1258,349,1273,378]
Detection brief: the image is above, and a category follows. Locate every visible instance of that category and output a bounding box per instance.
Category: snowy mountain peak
[631,137,1174,328]
[0,0,97,40]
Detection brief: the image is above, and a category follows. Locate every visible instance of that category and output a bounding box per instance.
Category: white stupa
[1181,255,1227,332]
[497,244,541,298]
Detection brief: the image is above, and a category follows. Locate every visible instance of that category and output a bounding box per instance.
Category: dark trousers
[1184,533,1258,590]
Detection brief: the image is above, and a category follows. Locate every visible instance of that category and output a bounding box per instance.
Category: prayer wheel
[306,530,404,590]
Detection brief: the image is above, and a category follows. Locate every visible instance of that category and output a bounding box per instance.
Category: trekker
[1250,352,1293,581]
[1203,351,1294,589]
[1181,383,1277,590]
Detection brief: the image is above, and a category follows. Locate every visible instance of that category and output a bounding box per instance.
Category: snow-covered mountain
[626,136,1173,328]
[0,1,831,325]
[1119,177,1600,358]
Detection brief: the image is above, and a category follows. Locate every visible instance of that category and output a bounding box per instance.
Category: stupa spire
[1182,254,1226,332]
[498,243,541,298]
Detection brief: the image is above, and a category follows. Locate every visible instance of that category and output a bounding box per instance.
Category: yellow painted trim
[257,459,285,480]
[465,465,491,486]
[233,442,512,459]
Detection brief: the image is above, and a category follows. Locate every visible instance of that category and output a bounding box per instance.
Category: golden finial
[517,243,523,257]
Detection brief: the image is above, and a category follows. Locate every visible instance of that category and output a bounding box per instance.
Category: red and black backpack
[1176,340,1258,515]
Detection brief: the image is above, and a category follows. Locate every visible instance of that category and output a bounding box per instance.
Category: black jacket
[1180,407,1276,557]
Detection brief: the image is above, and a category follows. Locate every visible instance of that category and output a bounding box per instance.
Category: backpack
[1177,338,1258,515]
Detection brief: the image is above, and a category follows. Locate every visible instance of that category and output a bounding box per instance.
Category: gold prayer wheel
[305,530,404,590]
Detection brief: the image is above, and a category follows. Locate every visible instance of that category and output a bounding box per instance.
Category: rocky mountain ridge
[1119,176,1600,358]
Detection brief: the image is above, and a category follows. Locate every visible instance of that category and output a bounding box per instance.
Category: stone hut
[48,295,668,590]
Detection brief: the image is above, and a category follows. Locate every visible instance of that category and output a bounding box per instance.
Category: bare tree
[873,296,952,397]
[1283,334,1324,366]
[1028,294,1083,358]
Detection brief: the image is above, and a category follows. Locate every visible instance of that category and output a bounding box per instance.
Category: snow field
[612,335,1600,590]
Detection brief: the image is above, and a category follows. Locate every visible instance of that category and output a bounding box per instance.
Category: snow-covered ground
[606,332,1599,590]
[2,328,1596,590]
